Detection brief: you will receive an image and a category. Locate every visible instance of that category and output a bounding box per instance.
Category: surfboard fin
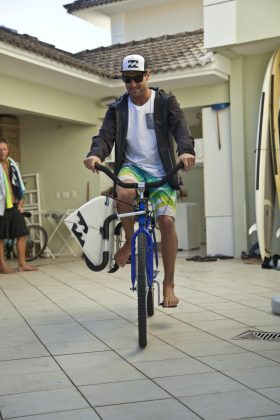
[249,223,257,235]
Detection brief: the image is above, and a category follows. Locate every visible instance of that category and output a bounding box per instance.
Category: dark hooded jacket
[87,88,195,189]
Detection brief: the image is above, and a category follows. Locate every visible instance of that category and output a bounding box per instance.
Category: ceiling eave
[0,43,230,102]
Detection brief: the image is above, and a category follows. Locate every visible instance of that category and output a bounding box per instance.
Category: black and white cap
[121,54,146,72]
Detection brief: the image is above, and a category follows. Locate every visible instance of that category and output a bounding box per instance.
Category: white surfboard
[270,48,280,207]
[64,196,118,271]
[254,52,276,263]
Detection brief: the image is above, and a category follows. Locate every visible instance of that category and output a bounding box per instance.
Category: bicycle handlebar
[95,161,184,190]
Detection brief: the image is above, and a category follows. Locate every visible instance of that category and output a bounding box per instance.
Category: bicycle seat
[22,211,32,218]
[45,211,64,221]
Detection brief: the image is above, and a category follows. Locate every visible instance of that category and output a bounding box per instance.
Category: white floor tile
[79,379,169,406]
[134,356,213,378]
[180,390,280,420]
[197,351,277,371]
[0,388,88,418]
[55,351,145,386]
[14,408,100,419]
[155,371,246,397]
[95,399,200,420]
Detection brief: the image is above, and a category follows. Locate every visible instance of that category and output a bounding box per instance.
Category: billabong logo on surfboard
[71,211,88,247]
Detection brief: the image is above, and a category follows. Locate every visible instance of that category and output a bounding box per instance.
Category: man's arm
[85,106,116,166]
[17,198,24,213]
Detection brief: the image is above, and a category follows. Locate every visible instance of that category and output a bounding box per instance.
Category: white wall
[204,0,236,49]
[204,0,280,49]
[112,0,203,43]
[19,115,100,213]
[0,73,98,125]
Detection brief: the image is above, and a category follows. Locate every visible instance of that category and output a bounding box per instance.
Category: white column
[202,106,235,256]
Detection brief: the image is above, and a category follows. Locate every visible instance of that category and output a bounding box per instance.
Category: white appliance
[175,202,200,250]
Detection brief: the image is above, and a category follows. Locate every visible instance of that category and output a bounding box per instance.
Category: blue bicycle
[86,162,183,348]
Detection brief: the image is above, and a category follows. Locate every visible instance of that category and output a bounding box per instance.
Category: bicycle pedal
[130,287,136,291]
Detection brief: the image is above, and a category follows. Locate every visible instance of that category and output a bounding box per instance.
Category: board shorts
[118,164,177,219]
[0,205,28,240]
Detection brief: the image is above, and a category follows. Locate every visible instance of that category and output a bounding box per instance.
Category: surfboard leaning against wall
[252,49,280,268]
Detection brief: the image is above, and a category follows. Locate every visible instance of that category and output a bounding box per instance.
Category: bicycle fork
[130,184,161,304]
[130,230,161,304]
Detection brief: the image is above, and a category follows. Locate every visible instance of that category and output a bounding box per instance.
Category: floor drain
[233,330,280,342]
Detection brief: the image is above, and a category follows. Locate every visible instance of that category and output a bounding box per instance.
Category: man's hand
[178,153,195,172]
[18,199,24,213]
[83,156,102,173]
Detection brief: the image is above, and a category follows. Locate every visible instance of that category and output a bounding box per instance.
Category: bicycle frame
[130,183,155,289]
[94,161,183,285]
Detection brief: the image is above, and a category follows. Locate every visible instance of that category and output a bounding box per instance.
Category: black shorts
[0,205,29,240]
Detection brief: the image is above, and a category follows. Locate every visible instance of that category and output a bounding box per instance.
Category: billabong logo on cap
[127,59,139,69]
[121,54,145,72]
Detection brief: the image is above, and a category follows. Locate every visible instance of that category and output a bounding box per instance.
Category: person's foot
[161,281,179,308]
[114,241,131,267]
[0,266,16,274]
[18,264,38,272]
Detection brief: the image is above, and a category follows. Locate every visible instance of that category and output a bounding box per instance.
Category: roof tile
[64,0,124,13]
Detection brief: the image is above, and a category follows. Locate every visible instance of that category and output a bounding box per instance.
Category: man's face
[122,70,150,99]
[0,142,9,162]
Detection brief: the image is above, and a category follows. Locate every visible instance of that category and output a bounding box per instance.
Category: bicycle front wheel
[147,288,154,317]
[137,232,147,348]
[14,225,48,261]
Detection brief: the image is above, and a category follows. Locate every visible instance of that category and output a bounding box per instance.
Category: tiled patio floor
[0,254,280,419]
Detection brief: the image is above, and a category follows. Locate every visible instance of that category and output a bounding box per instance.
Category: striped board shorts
[118,164,177,220]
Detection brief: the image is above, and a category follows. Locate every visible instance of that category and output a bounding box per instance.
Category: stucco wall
[0,73,98,125]
[19,115,99,212]
[204,0,280,49]
[237,0,280,44]
[120,0,203,43]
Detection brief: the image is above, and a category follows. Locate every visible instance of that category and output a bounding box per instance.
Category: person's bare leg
[0,239,15,274]
[158,215,179,307]
[17,236,38,271]
[114,184,136,267]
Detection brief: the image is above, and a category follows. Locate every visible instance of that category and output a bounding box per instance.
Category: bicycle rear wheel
[14,224,48,261]
[137,232,147,348]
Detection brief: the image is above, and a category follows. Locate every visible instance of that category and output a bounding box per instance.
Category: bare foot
[115,241,131,267]
[0,266,16,274]
[161,281,179,308]
[18,265,38,272]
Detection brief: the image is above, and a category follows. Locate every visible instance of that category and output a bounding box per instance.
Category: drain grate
[233,330,280,342]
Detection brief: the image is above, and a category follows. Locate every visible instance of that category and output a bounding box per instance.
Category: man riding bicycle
[84,54,195,308]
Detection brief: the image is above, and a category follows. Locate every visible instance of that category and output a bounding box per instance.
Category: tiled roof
[0,25,104,74]
[76,29,213,78]
[0,26,213,79]
[64,0,124,13]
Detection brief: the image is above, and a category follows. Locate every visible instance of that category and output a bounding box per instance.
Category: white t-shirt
[124,90,166,177]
